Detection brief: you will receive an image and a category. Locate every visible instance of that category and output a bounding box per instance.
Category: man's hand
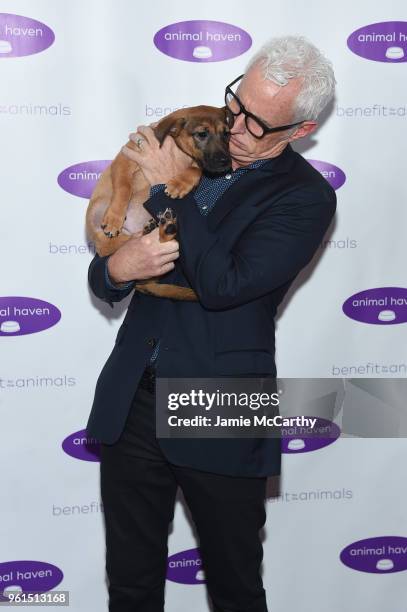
[107,228,179,284]
[121,125,191,186]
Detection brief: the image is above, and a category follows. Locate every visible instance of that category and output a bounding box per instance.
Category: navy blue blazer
[85,144,336,477]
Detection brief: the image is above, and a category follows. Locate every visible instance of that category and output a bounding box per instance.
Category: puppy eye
[194,131,209,139]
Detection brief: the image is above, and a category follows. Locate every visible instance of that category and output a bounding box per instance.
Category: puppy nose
[213,153,230,165]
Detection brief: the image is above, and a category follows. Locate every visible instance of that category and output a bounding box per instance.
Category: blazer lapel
[207,144,297,231]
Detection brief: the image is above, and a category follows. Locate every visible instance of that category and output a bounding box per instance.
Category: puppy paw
[100,211,125,238]
[158,208,177,242]
[142,218,158,235]
[165,177,193,199]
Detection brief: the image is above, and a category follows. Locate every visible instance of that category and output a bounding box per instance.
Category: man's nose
[231,112,246,134]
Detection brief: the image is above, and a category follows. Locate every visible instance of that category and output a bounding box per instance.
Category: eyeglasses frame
[225,74,306,139]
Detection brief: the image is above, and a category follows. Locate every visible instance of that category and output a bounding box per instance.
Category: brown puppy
[86,105,232,300]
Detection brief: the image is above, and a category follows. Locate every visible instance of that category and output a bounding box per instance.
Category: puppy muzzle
[202,151,232,175]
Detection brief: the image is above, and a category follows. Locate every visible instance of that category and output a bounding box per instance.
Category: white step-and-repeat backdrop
[1,1,406,610]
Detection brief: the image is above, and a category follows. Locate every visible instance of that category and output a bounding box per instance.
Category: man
[86,36,336,612]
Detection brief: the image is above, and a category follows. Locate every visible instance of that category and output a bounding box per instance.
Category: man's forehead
[238,67,299,121]
[240,67,297,101]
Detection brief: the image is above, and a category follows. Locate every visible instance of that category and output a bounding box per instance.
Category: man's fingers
[161,135,177,151]
[136,125,157,146]
[121,144,140,161]
[158,250,179,265]
[141,228,179,252]
[128,133,145,146]
[129,128,151,146]
[159,262,175,275]
[158,239,179,254]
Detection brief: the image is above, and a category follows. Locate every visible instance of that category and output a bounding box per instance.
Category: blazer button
[147,338,156,347]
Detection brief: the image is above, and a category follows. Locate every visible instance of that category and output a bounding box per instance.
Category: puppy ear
[154,115,187,146]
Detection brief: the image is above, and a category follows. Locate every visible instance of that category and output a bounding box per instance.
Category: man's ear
[154,115,187,146]
[288,121,318,142]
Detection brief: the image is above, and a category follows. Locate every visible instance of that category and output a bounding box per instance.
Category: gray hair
[246,36,336,121]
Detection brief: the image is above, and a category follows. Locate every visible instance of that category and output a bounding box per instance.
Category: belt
[138,365,156,394]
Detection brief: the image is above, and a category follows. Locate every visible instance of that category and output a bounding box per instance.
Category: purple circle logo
[340,537,407,573]
[166,548,205,584]
[0,14,54,58]
[57,161,111,199]
[307,160,346,190]
[154,20,252,63]
[0,561,63,601]
[62,429,101,462]
[0,297,61,336]
[347,22,407,62]
[343,287,407,325]
[282,417,340,454]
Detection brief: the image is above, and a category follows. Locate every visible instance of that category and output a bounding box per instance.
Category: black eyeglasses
[225,74,305,139]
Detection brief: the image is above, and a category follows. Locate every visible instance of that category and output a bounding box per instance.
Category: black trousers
[100,385,269,612]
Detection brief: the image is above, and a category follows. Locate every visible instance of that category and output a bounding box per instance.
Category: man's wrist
[105,256,134,289]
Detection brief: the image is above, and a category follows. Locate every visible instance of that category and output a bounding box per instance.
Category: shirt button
[225,173,232,180]
[147,338,156,347]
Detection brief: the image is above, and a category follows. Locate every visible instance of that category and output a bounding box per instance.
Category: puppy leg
[101,152,135,238]
[135,281,197,301]
[165,167,202,199]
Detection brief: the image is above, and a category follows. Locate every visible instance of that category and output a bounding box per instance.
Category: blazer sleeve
[144,188,336,310]
[88,254,135,306]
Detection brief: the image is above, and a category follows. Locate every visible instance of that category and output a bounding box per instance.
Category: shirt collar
[233,158,272,173]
